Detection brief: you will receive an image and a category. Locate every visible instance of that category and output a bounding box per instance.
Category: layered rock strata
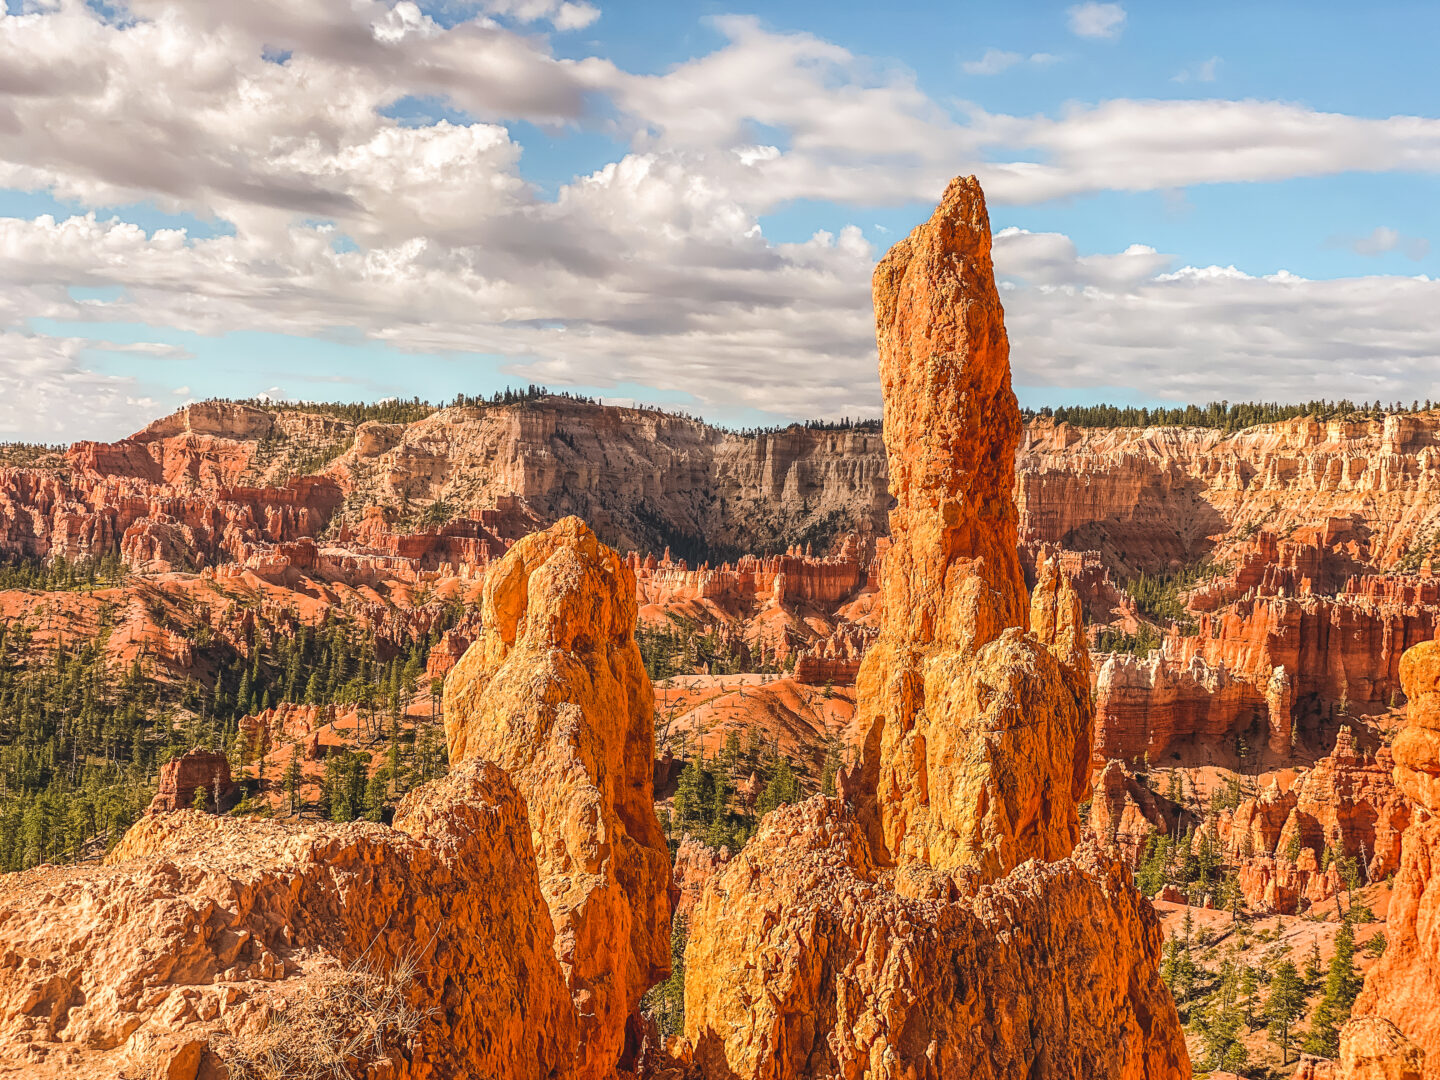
[443,516,672,1080]
[1016,416,1440,579]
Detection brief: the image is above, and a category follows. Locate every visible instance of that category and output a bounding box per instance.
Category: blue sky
[0,0,1437,440]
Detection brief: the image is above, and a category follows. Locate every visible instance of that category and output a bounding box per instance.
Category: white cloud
[962,48,1058,76]
[1173,56,1222,83]
[963,48,1021,75]
[0,5,1437,439]
[0,331,161,440]
[1068,2,1126,40]
[1348,226,1430,260]
[993,229,1440,404]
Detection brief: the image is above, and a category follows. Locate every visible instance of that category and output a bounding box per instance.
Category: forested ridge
[0,572,468,872]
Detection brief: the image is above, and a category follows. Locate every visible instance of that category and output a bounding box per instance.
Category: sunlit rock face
[679,176,1190,1080]
[443,516,672,1080]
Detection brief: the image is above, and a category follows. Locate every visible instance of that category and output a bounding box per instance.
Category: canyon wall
[1016,416,1440,578]
[338,402,891,559]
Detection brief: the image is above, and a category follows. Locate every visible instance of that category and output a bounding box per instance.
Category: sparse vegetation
[638,617,785,680]
[211,953,433,1080]
[1121,560,1230,633]
[641,913,688,1037]
[0,553,127,592]
[1094,623,1162,656]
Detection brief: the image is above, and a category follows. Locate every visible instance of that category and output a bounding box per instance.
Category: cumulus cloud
[1068,2,1126,40]
[0,4,1438,439]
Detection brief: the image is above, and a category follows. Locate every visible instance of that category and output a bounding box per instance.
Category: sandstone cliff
[443,516,672,1080]
[336,402,890,559]
[1017,416,1440,579]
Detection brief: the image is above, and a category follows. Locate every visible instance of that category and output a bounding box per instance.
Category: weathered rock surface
[853,176,1092,879]
[1355,640,1440,1076]
[443,516,671,1079]
[335,400,891,558]
[1393,641,1440,812]
[684,797,1189,1080]
[147,748,238,814]
[681,177,1187,1080]
[1017,416,1440,581]
[1089,759,1182,867]
[1294,1019,1426,1080]
[1202,726,1410,913]
[0,760,576,1080]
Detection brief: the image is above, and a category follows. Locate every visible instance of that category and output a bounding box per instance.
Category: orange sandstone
[0,761,576,1080]
[442,516,671,1080]
[680,177,1188,1080]
[854,176,1092,879]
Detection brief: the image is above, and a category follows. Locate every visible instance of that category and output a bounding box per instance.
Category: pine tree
[1266,959,1307,1064]
[756,757,801,817]
[282,751,301,813]
[1303,918,1362,1057]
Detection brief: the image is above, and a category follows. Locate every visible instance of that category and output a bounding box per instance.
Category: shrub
[210,953,431,1080]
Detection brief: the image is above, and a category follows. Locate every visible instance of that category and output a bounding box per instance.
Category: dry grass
[210,951,432,1080]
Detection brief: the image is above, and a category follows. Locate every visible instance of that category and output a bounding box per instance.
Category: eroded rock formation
[853,176,1091,879]
[443,516,671,1079]
[147,749,238,814]
[1354,640,1440,1076]
[680,176,1188,1080]
[685,798,1189,1080]
[1296,1019,1426,1080]
[0,760,576,1080]
[1203,726,1410,913]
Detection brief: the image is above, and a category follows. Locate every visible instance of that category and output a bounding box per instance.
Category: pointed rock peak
[853,176,1094,879]
[872,173,1026,651]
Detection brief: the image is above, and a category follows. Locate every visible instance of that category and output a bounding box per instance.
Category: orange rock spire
[443,516,671,1080]
[872,173,1027,648]
[680,177,1187,1080]
[854,176,1092,879]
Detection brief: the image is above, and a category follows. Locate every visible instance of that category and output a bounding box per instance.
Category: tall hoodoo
[855,176,1092,879]
[1350,639,1440,1077]
[680,177,1187,1080]
[872,173,1027,651]
[443,516,671,1080]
